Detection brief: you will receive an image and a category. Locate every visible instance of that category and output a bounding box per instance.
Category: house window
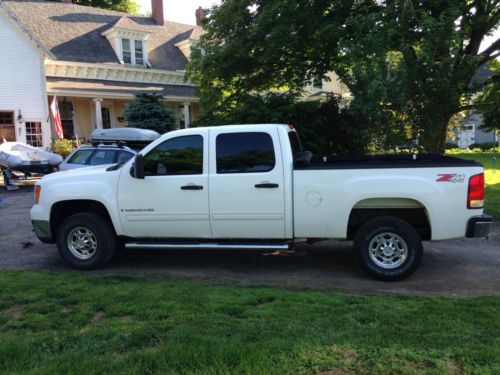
[25,122,43,147]
[122,38,132,64]
[0,111,15,142]
[313,78,323,89]
[135,40,143,65]
[59,101,74,139]
[121,38,145,66]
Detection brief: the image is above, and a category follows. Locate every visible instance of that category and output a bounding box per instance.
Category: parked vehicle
[30,124,492,280]
[58,128,160,171]
[59,144,136,171]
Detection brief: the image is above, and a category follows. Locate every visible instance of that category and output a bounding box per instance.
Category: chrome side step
[125,242,291,251]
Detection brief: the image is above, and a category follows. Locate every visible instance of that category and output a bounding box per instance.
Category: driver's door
[117,133,211,238]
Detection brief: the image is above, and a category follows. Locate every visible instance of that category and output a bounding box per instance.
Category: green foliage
[468,142,498,151]
[193,92,375,155]
[1,270,500,373]
[69,0,139,14]
[124,93,176,134]
[445,142,459,150]
[50,139,77,158]
[476,60,500,132]
[187,0,500,154]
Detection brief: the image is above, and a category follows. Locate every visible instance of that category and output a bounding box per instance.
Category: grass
[1,271,500,374]
[448,151,500,220]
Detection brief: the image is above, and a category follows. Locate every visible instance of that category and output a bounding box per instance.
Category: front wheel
[354,217,423,281]
[56,213,117,269]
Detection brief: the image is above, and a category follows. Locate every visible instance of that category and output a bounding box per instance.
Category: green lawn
[1,271,499,374]
[449,151,500,220]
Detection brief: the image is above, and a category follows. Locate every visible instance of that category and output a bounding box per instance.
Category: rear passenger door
[209,128,286,239]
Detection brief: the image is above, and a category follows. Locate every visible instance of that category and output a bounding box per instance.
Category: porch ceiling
[46,77,198,101]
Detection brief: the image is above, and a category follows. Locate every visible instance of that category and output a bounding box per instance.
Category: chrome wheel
[368,232,408,269]
[67,227,97,260]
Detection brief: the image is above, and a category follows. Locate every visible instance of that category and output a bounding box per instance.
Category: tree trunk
[420,116,450,154]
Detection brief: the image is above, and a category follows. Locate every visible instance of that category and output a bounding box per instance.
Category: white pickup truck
[31,124,492,280]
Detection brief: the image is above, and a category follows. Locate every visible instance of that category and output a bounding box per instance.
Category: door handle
[181,185,204,190]
[255,183,279,188]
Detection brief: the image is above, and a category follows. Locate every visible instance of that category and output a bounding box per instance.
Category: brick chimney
[195,6,206,26]
[151,0,164,26]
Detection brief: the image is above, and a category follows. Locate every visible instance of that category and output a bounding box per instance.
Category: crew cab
[31,124,492,280]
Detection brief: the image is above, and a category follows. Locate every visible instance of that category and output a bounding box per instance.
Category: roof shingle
[3,0,203,71]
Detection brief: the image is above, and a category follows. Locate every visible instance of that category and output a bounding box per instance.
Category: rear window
[68,149,93,165]
[288,131,302,158]
[216,132,275,174]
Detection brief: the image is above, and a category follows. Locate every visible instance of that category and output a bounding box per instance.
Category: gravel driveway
[1,186,499,297]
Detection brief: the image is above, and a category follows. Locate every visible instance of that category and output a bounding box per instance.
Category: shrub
[50,139,77,158]
[478,142,497,151]
[468,142,498,151]
[124,93,176,133]
[445,142,459,150]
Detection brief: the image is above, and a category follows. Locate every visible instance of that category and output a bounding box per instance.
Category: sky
[136,0,221,25]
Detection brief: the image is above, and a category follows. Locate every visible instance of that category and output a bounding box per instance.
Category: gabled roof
[3,0,203,71]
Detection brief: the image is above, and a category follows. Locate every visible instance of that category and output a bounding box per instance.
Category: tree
[188,0,500,153]
[124,93,176,134]
[476,60,500,132]
[48,0,140,14]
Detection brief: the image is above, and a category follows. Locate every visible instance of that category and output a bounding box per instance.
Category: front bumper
[466,215,493,238]
[32,220,55,244]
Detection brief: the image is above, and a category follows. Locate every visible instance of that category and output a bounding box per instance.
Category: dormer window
[121,38,144,66]
[102,17,151,67]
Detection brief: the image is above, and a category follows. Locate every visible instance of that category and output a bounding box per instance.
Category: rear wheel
[354,217,423,281]
[56,213,117,269]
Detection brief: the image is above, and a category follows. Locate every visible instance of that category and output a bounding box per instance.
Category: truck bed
[294,153,481,170]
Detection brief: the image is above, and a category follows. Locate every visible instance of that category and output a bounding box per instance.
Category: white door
[117,133,211,238]
[209,128,286,239]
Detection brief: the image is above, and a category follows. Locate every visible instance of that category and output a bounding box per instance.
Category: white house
[0,0,205,149]
[0,1,51,148]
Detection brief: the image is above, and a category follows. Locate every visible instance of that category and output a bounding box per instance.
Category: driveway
[1,186,499,297]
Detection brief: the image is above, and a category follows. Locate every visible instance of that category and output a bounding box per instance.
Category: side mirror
[133,154,145,179]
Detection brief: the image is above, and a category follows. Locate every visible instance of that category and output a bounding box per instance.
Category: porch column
[183,102,191,128]
[93,98,103,129]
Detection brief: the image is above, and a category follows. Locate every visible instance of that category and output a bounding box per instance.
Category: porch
[46,78,201,141]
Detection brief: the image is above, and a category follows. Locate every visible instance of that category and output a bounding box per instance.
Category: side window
[88,150,116,166]
[216,132,275,174]
[144,135,203,176]
[117,150,134,164]
[68,149,94,165]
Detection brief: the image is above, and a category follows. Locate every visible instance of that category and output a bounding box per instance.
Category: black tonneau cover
[294,153,482,170]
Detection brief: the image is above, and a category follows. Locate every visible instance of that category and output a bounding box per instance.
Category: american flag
[50,96,64,139]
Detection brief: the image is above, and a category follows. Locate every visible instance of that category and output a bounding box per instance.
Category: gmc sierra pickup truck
[31,124,492,280]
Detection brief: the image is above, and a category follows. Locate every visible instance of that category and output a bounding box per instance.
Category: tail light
[467,173,484,209]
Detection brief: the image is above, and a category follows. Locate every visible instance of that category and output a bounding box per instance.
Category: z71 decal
[436,174,465,183]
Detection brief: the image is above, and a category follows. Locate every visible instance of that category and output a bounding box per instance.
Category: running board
[125,242,291,251]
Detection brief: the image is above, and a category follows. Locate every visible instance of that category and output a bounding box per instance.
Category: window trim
[215,132,276,175]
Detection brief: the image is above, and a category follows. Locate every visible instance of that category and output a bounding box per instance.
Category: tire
[56,213,117,270]
[354,216,423,281]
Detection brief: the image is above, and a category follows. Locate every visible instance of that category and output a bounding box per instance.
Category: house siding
[0,9,50,147]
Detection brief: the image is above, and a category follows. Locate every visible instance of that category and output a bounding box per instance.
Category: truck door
[209,128,286,239]
[117,133,211,238]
